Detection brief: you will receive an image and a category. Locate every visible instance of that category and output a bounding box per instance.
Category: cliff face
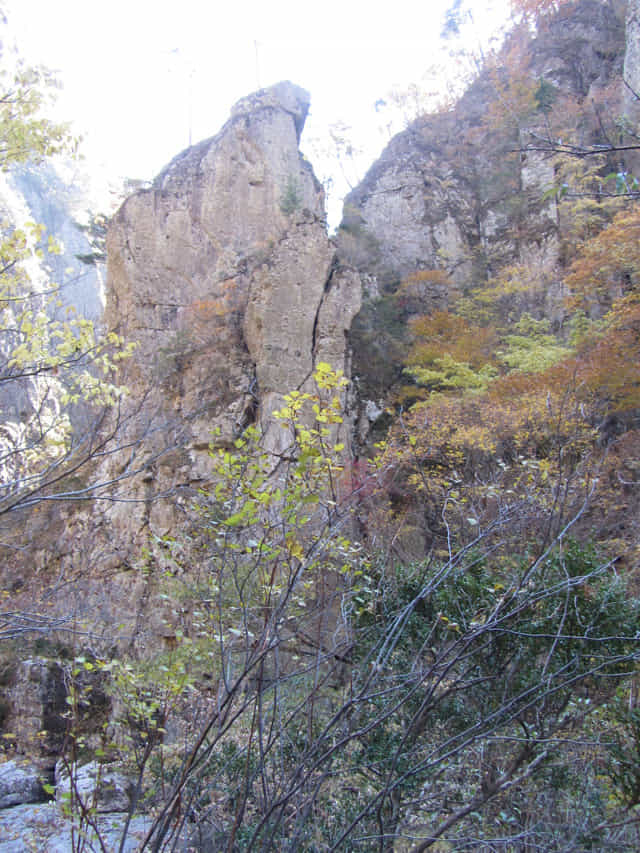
[0,162,105,479]
[339,0,626,401]
[4,2,632,632]
[3,0,638,751]
[0,162,104,323]
[0,83,362,680]
[624,0,640,121]
[341,0,623,280]
[28,82,363,644]
[106,81,360,465]
[1,3,634,646]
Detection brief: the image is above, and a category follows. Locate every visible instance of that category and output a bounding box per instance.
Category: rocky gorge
[2,1,640,848]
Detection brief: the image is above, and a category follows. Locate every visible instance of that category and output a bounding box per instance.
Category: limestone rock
[231,80,310,140]
[341,0,623,286]
[339,0,625,401]
[1,656,110,757]
[3,659,67,756]
[0,801,151,852]
[21,81,365,648]
[102,80,361,547]
[106,79,327,409]
[0,760,51,809]
[624,0,640,129]
[55,760,133,813]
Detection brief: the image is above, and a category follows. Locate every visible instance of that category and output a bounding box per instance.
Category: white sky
[5,0,511,225]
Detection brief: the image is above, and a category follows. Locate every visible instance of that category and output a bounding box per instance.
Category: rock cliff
[624,0,640,123]
[339,0,626,401]
[0,82,363,677]
[4,3,634,645]
[106,81,360,473]
[7,82,362,648]
[2,3,640,842]
[2,3,635,657]
[0,162,105,481]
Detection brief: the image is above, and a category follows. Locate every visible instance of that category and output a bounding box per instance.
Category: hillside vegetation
[1,1,640,850]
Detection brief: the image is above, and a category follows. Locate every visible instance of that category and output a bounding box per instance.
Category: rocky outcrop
[2,659,67,757]
[0,760,50,809]
[0,161,104,323]
[0,162,106,490]
[624,0,640,128]
[340,0,623,282]
[0,82,363,675]
[6,82,364,648]
[107,81,357,434]
[105,81,360,473]
[0,801,151,852]
[2,8,638,846]
[55,761,133,813]
[339,0,625,400]
[1,8,631,651]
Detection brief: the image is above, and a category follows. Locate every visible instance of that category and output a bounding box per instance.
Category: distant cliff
[0,161,104,321]
[338,0,627,402]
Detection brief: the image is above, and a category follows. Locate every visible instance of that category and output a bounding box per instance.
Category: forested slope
[342,0,640,578]
[1,1,640,850]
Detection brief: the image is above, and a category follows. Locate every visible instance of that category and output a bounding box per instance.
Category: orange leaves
[384,347,598,509]
[484,29,539,135]
[188,297,229,322]
[404,269,452,286]
[395,269,454,315]
[566,205,640,309]
[560,202,640,411]
[570,294,640,412]
[178,281,241,349]
[399,311,498,399]
[408,310,496,367]
[187,280,240,326]
[486,70,537,136]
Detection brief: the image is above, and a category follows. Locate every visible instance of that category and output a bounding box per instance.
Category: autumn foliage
[382,187,640,564]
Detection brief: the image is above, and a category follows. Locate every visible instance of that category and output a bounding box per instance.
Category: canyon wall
[106,81,360,479]
[338,0,626,402]
[5,82,362,650]
[2,0,638,767]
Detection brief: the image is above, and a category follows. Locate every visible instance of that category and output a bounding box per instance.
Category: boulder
[55,760,133,813]
[0,801,151,852]
[0,760,51,808]
[2,658,67,756]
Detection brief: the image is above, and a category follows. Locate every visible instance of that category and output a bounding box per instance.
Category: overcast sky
[5,0,511,224]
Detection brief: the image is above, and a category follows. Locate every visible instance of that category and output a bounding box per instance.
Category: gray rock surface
[0,81,363,653]
[0,161,106,495]
[624,0,640,129]
[3,659,67,756]
[105,80,343,434]
[0,760,50,809]
[100,79,361,551]
[6,162,104,321]
[338,0,625,400]
[0,802,151,852]
[55,760,133,813]
[341,0,623,285]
